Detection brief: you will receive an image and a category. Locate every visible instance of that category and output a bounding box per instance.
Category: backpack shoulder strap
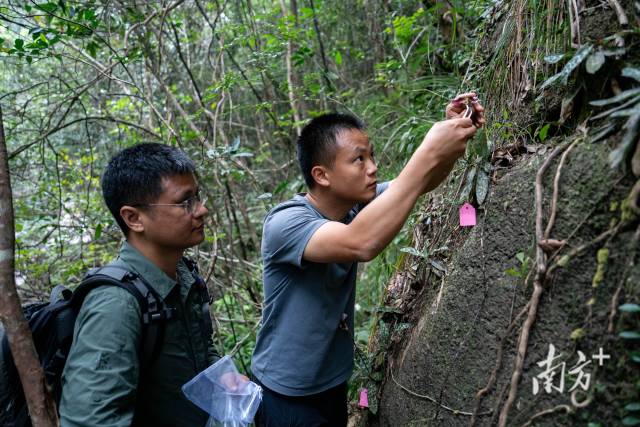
[181,258,216,355]
[73,266,175,366]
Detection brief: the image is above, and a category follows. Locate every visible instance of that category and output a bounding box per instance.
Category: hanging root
[607,0,629,26]
[497,141,572,427]
[545,137,582,238]
[518,404,573,427]
[470,302,530,426]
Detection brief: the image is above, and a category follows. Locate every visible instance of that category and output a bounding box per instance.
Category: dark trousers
[253,378,347,427]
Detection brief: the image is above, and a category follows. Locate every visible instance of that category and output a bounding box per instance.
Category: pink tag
[459,203,476,227]
[358,388,369,408]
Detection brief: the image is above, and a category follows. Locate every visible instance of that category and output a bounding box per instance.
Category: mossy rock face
[372,140,639,427]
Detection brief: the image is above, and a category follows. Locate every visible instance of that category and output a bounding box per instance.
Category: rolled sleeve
[60,286,142,427]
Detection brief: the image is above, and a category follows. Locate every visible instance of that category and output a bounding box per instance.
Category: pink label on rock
[460,203,476,227]
[359,388,369,408]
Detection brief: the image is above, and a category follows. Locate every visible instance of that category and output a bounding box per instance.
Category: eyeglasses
[134,194,207,215]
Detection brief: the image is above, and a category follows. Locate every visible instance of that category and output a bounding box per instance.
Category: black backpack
[0,261,211,427]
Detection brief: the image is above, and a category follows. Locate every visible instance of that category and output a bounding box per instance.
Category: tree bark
[0,106,59,426]
[279,0,302,136]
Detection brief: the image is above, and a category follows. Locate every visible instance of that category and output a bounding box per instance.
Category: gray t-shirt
[251,183,389,396]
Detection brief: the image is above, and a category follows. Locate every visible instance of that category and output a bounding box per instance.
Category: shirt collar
[117,240,195,301]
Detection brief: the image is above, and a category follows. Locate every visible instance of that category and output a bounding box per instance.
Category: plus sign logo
[532,345,611,395]
[592,347,611,366]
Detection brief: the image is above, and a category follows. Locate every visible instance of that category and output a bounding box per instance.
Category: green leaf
[273,180,288,195]
[334,51,342,66]
[611,106,640,118]
[540,44,593,90]
[516,252,525,264]
[619,331,640,340]
[620,303,640,313]
[609,114,640,169]
[35,2,58,13]
[544,53,565,64]
[86,40,98,58]
[590,123,618,143]
[538,123,551,142]
[459,166,477,203]
[586,51,605,74]
[591,88,640,107]
[622,67,640,82]
[631,351,640,363]
[506,268,520,277]
[475,169,489,205]
[14,39,24,50]
[602,47,626,56]
[625,403,640,412]
[623,416,640,426]
[94,223,102,240]
[400,247,425,258]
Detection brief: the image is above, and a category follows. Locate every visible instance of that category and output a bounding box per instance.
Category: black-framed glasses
[133,194,207,215]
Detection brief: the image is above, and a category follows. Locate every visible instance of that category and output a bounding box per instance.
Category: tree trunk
[280,0,302,136]
[0,105,59,427]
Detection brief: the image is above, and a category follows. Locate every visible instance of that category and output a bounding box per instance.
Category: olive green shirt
[59,241,217,427]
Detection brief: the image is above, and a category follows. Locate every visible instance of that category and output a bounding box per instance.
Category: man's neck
[305,190,356,221]
[126,238,183,280]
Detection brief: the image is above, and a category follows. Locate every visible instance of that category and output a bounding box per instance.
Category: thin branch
[9,115,160,160]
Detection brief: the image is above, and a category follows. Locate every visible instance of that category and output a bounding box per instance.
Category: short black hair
[297,113,365,188]
[101,143,196,235]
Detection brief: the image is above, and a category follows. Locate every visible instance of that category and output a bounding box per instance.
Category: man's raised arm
[303,117,476,263]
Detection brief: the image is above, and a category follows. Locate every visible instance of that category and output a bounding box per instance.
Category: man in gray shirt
[252,98,483,426]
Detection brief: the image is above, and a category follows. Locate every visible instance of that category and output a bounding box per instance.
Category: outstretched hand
[445,92,485,127]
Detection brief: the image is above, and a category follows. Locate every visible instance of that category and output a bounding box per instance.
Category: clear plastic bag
[182,355,262,427]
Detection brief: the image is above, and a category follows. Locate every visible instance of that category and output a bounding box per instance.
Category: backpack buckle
[142,308,176,324]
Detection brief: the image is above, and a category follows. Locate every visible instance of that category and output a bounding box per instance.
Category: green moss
[610,201,619,212]
[596,248,609,264]
[592,248,609,288]
[621,195,639,222]
[571,327,586,340]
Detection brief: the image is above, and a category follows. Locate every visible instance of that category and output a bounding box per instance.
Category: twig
[518,404,573,427]
[390,362,490,417]
[546,220,627,278]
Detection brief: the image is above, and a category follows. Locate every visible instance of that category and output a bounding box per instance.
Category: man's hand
[415,117,477,192]
[445,92,485,127]
[220,372,249,392]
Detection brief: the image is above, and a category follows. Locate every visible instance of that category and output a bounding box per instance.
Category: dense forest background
[1,0,639,426]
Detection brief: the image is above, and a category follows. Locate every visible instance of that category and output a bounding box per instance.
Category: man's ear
[120,206,145,233]
[310,165,331,188]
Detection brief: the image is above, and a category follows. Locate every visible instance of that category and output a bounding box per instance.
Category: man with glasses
[59,143,217,427]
